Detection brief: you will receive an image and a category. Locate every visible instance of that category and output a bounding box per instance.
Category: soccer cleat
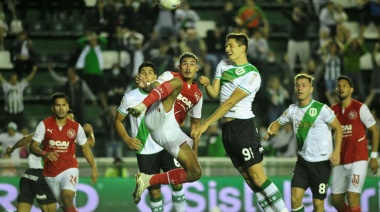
[132,172,150,204]
[127,103,147,118]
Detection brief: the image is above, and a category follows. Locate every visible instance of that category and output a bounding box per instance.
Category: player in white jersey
[192,32,288,212]
[115,62,185,211]
[127,52,203,205]
[5,109,94,212]
[264,73,343,212]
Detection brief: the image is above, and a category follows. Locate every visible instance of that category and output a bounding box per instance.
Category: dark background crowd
[0,0,379,160]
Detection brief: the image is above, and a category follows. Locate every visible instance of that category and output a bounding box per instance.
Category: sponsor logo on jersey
[177,93,193,109]
[49,140,70,147]
[341,124,353,137]
[67,129,76,139]
[47,129,53,133]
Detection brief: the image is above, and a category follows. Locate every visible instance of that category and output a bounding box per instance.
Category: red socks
[337,203,349,212]
[65,206,78,212]
[150,168,188,185]
[142,81,174,108]
[350,205,361,212]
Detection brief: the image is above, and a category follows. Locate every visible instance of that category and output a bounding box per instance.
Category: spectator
[0,3,8,50]
[179,28,214,78]
[76,32,108,110]
[102,105,125,158]
[370,42,380,91]
[104,157,129,177]
[153,2,177,40]
[11,31,35,79]
[150,41,175,76]
[247,28,270,63]
[311,27,332,63]
[319,1,338,37]
[205,28,227,67]
[0,66,38,130]
[106,63,127,105]
[268,123,297,157]
[47,63,98,125]
[322,41,342,105]
[235,0,269,37]
[358,0,380,41]
[218,1,238,34]
[342,38,367,101]
[265,76,290,124]
[175,1,200,39]
[279,0,311,74]
[204,122,225,157]
[0,122,23,160]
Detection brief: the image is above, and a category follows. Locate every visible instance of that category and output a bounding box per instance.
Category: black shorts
[136,150,180,190]
[17,168,56,205]
[291,156,331,200]
[221,118,264,169]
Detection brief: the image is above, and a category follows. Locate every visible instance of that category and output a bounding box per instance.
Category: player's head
[178,52,199,81]
[67,109,75,120]
[336,75,354,100]
[138,62,157,83]
[51,92,70,119]
[294,73,314,101]
[225,33,249,62]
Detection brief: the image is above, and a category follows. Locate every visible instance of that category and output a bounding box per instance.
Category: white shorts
[145,101,193,158]
[45,168,79,206]
[331,160,368,194]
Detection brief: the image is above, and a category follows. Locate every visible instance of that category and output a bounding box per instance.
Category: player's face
[295,78,313,101]
[139,67,157,83]
[225,38,245,63]
[52,98,69,119]
[179,57,198,81]
[336,79,353,100]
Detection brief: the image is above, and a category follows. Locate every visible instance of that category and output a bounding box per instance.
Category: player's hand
[191,125,208,141]
[6,147,13,154]
[329,152,340,166]
[45,151,59,161]
[263,129,275,141]
[369,158,378,174]
[83,123,94,134]
[198,76,210,87]
[91,168,98,184]
[125,138,143,151]
[135,74,148,89]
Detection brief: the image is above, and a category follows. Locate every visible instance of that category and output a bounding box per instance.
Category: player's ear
[350,87,354,94]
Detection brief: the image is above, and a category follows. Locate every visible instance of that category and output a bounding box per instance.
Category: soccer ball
[157,0,181,10]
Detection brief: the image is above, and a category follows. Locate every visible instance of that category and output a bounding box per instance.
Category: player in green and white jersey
[114,62,184,211]
[193,32,288,212]
[264,73,343,212]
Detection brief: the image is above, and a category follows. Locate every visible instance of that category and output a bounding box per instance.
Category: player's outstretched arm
[83,124,95,148]
[199,76,220,100]
[81,142,98,184]
[329,117,343,166]
[6,133,33,154]
[263,120,281,141]
[368,124,379,174]
[114,111,143,151]
[29,140,59,161]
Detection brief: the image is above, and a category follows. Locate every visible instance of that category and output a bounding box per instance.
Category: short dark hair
[51,92,69,105]
[226,32,249,52]
[179,52,198,64]
[138,62,157,75]
[337,75,353,87]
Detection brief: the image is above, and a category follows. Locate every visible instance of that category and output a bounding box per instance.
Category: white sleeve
[76,125,87,146]
[156,71,174,84]
[238,71,261,95]
[214,61,223,79]
[359,104,377,128]
[278,107,291,125]
[322,105,336,124]
[32,121,46,143]
[117,94,130,116]
[189,96,203,118]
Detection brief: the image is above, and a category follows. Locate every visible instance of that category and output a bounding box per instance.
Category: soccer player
[29,92,98,212]
[192,32,288,212]
[127,52,203,205]
[330,75,379,212]
[263,73,343,212]
[115,62,189,211]
[6,109,95,212]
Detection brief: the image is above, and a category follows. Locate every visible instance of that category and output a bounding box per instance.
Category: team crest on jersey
[309,108,317,117]
[194,92,201,102]
[67,129,76,139]
[235,67,245,75]
[348,110,357,120]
